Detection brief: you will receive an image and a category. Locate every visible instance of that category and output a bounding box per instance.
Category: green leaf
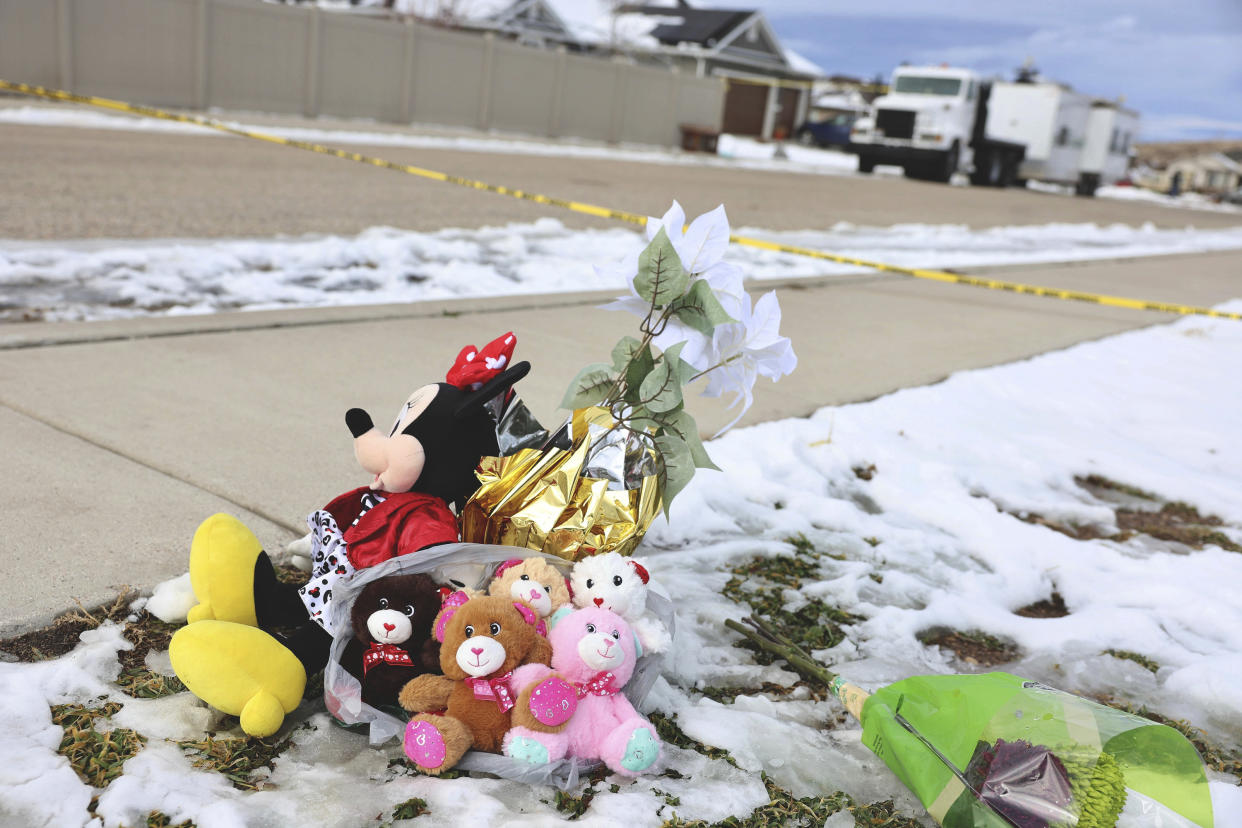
[634,227,689,308]
[661,409,720,471]
[639,342,686,414]
[560,362,616,410]
[668,279,736,335]
[612,337,655,405]
[626,404,663,434]
[611,336,644,373]
[655,433,695,518]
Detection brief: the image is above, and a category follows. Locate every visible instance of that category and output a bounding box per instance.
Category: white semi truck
[848,65,1137,195]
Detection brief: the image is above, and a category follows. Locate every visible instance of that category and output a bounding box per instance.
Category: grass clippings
[917,627,1019,667]
[722,535,863,667]
[1014,592,1070,618]
[175,734,293,791]
[661,772,922,828]
[1103,649,1161,674]
[388,796,430,821]
[649,711,739,768]
[145,812,196,828]
[697,681,803,705]
[116,666,187,699]
[52,701,146,788]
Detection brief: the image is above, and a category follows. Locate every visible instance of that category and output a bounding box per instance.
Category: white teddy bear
[565,552,671,654]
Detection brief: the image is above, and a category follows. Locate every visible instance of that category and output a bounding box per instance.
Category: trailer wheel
[998,153,1019,188]
[970,149,1003,187]
[1075,172,1100,197]
[857,156,876,174]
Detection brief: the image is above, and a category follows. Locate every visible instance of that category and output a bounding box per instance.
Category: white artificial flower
[599,202,795,434]
[693,291,798,435]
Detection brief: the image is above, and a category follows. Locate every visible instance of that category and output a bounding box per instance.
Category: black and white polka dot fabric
[298,492,385,634]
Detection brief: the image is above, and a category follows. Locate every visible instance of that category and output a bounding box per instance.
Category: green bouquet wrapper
[848,672,1214,827]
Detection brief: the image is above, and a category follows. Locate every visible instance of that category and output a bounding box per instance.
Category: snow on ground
[3,301,1241,826]
[6,218,1242,322]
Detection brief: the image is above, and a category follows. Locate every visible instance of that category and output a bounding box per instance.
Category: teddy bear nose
[383,622,395,632]
[529,589,541,601]
[471,647,484,656]
[593,597,604,607]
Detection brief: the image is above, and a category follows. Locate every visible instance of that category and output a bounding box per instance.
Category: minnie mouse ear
[628,560,650,584]
[453,361,531,419]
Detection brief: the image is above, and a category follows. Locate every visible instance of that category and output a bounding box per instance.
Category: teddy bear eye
[585,579,594,589]
[611,630,621,640]
[520,574,530,580]
[404,605,415,617]
[612,575,623,587]
[464,625,474,637]
[489,622,501,635]
[378,598,389,609]
[544,585,551,593]
[585,623,596,634]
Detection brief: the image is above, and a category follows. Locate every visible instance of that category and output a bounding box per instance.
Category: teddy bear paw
[507,735,551,766]
[620,727,660,773]
[404,720,448,770]
[527,676,577,727]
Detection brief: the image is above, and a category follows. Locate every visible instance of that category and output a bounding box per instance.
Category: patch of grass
[649,711,738,768]
[0,589,137,662]
[697,681,804,705]
[51,701,146,788]
[550,766,609,820]
[852,464,877,481]
[1097,698,1242,782]
[662,772,920,828]
[1076,474,1157,501]
[116,666,187,699]
[145,812,196,828]
[1014,592,1069,618]
[389,797,429,820]
[917,627,1019,667]
[555,788,598,819]
[1103,649,1160,674]
[722,536,863,666]
[175,734,293,791]
[1115,503,1241,553]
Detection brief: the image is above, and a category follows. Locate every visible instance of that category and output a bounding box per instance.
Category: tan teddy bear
[485,557,572,638]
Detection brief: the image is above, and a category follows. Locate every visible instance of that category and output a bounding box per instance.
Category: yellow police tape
[3,79,1238,322]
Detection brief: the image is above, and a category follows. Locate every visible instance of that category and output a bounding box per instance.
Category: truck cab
[849,66,980,182]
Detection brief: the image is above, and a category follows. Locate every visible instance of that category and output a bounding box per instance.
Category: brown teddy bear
[398,593,556,775]
[484,558,572,638]
[337,574,442,708]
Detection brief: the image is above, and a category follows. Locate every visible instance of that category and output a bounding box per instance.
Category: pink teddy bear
[502,607,661,776]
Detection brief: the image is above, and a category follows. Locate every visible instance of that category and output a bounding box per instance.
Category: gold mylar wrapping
[459,407,662,561]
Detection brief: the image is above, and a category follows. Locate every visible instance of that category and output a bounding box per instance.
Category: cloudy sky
[758,0,1242,142]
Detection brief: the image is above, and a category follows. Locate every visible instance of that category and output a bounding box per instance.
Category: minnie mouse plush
[169,335,530,737]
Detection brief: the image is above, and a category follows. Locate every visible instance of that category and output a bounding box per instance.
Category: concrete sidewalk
[2,249,1240,635]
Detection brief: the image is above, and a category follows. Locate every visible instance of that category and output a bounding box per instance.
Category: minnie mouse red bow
[446,332,517,391]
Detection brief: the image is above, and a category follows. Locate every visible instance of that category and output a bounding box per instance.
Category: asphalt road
[3,117,1241,240]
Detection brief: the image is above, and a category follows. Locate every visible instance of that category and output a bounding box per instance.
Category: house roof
[626,6,753,47]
